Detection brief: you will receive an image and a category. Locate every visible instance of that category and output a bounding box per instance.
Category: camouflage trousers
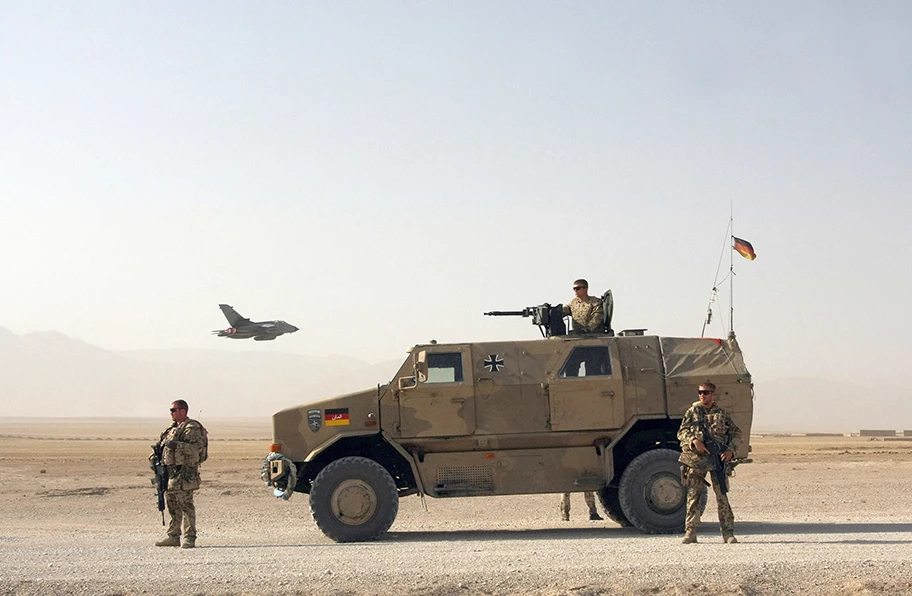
[165,489,197,540]
[682,466,733,533]
[559,491,598,517]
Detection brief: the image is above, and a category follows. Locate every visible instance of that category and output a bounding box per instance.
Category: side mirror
[415,350,428,383]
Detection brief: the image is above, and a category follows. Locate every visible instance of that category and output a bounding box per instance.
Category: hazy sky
[3,3,911,396]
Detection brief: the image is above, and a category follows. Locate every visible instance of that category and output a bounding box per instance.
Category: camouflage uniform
[562,296,604,333]
[677,401,742,538]
[559,491,599,520]
[157,418,206,544]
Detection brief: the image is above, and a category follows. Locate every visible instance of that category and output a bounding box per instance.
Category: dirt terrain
[1,418,911,595]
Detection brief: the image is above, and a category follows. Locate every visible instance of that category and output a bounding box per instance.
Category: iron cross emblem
[483,354,505,372]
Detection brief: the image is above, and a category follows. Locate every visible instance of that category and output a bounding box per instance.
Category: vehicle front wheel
[310,456,399,542]
[618,448,686,534]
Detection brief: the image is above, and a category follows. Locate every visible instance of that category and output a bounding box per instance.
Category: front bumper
[261,452,297,500]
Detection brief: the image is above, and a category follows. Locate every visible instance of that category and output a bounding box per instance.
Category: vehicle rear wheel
[596,485,632,527]
[310,456,399,542]
[618,448,686,534]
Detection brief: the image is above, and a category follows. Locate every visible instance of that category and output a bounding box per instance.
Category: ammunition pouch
[162,445,176,466]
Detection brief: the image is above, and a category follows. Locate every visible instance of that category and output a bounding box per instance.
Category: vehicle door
[472,342,551,434]
[547,339,625,431]
[397,346,476,437]
[616,335,665,415]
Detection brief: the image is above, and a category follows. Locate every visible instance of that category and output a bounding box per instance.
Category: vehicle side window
[425,353,464,383]
[559,346,612,378]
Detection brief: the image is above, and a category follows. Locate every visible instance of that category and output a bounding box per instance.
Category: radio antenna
[703,214,732,337]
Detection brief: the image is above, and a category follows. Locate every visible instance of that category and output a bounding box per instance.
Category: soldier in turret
[563,279,604,334]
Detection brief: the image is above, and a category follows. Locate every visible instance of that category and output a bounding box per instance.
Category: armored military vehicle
[263,301,753,542]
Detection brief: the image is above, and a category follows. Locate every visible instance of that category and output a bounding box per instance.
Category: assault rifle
[484,303,567,338]
[698,415,729,495]
[150,442,167,525]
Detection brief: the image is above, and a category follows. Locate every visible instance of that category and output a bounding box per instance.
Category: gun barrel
[484,310,528,316]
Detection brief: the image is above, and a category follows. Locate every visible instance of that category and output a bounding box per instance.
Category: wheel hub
[331,479,378,525]
[644,472,684,514]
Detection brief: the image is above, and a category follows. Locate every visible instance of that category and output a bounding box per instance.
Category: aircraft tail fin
[219,304,250,327]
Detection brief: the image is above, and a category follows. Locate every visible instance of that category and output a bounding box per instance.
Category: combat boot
[722,531,738,544]
[681,529,697,544]
[155,535,181,547]
[181,537,196,549]
[561,513,569,522]
[589,512,603,521]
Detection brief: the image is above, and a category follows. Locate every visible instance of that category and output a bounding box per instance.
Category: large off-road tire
[310,456,399,543]
[618,449,687,534]
[596,485,632,527]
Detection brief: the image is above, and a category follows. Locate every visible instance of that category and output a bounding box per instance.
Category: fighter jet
[212,304,299,341]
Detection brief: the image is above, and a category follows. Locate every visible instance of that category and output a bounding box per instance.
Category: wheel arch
[294,433,418,495]
[608,418,682,485]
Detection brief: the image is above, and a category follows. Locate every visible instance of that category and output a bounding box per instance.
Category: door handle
[600,390,616,398]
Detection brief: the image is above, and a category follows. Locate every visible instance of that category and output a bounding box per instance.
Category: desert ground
[1,419,911,596]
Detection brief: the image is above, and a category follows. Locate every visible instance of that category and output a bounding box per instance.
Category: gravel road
[2,427,911,595]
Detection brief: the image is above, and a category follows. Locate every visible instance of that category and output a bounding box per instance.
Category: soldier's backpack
[198,422,209,464]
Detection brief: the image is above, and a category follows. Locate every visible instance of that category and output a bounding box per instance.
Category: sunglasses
[573,286,585,291]
[697,390,714,395]
[169,408,182,413]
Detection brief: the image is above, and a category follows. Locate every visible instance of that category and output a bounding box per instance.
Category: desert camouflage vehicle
[263,302,753,542]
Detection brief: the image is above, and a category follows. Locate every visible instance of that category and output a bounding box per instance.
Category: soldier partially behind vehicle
[150,400,208,549]
[677,381,742,544]
[559,492,603,521]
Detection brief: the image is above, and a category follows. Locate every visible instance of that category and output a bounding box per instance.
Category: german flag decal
[325,408,350,426]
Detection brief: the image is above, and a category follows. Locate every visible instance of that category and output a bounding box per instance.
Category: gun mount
[484,303,567,337]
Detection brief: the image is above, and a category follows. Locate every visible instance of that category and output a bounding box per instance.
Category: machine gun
[485,290,615,338]
[150,443,168,525]
[484,303,567,337]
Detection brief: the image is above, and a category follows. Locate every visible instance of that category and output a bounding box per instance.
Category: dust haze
[1,326,907,433]
[0,326,399,420]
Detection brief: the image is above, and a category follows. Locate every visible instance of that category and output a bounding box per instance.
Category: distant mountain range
[0,326,401,419]
[1,327,906,432]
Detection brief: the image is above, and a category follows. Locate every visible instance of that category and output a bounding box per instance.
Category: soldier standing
[562,279,604,333]
[677,381,742,544]
[559,491,603,521]
[153,400,207,548]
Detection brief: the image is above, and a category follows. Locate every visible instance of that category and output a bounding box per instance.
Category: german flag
[732,237,757,261]
[325,408,350,426]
